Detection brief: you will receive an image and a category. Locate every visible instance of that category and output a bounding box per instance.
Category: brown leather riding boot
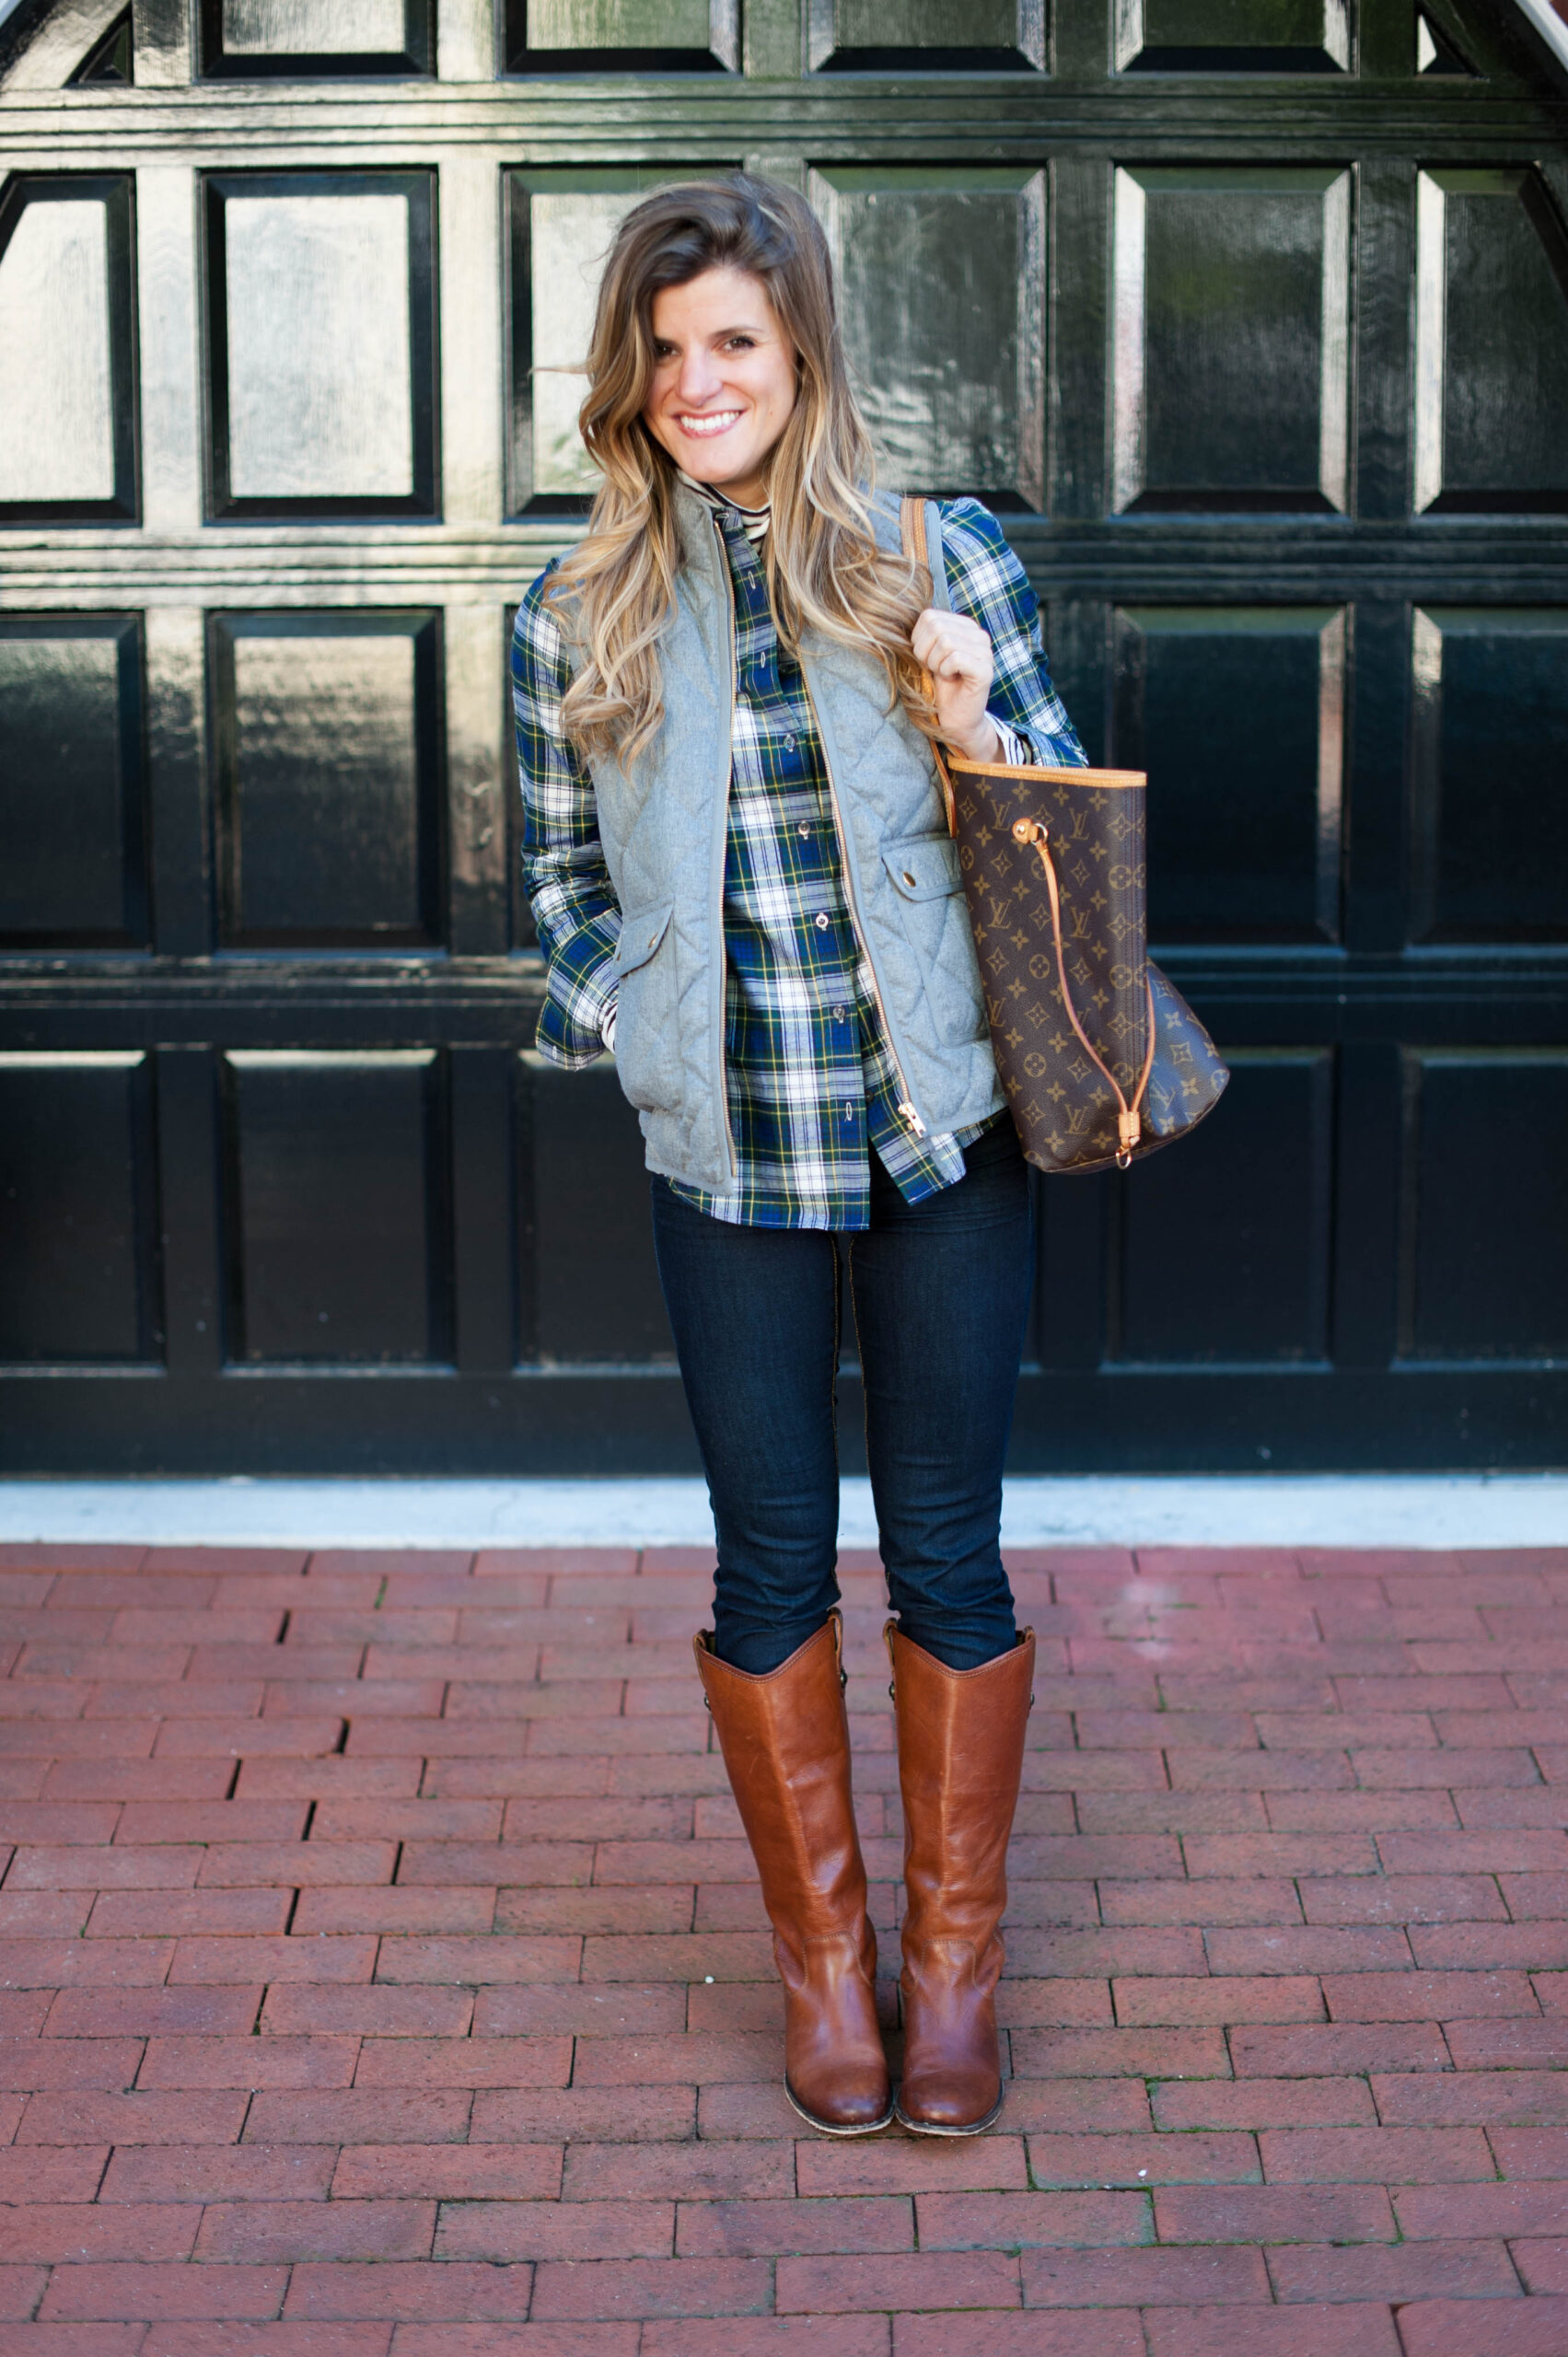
[694,1613,892,2135]
[887,1621,1035,2134]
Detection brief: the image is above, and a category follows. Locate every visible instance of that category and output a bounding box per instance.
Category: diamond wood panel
[222,1049,452,1363]
[811,167,1045,508]
[211,611,442,950]
[70,10,134,84]
[0,1051,157,1361]
[1112,166,1350,512]
[1114,606,1345,944]
[1410,606,1568,942]
[204,172,436,517]
[70,11,134,85]
[1417,9,1474,71]
[0,615,145,945]
[0,174,136,519]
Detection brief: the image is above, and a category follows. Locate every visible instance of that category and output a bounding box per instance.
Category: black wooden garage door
[0,0,1565,1473]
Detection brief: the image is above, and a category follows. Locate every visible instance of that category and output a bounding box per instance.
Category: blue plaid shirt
[512,495,1086,1230]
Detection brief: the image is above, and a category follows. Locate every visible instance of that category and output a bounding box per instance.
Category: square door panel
[809,0,1044,70]
[1116,0,1350,70]
[0,616,147,947]
[0,176,137,522]
[506,0,738,72]
[1415,169,1568,514]
[0,1053,158,1363]
[1110,1049,1332,1364]
[1410,608,1568,943]
[1114,606,1344,943]
[1399,1053,1568,1363]
[200,0,433,75]
[211,612,443,951]
[204,172,437,517]
[505,168,716,513]
[520,1059,675,1364]
[223,1051,452,1363]
[1113,166,1350,513]
[811,168,1045,509]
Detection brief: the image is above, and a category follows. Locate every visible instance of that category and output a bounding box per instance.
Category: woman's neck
[678,466,770,517]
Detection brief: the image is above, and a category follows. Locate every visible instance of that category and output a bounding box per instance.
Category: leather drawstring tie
[1011,819,1156,1170]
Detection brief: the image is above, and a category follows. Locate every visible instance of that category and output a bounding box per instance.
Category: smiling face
[640,265,798,509]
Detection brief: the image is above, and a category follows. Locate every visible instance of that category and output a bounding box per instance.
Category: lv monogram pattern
[954,765,1229,1175]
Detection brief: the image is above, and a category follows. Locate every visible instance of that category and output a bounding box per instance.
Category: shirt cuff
[599,994,618,1054]
[993,720,1031,768]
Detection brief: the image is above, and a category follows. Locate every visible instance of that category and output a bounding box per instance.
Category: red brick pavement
[0,1538,1564,2354]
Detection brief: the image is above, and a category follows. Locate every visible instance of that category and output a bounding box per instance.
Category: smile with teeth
[677,410,743,437]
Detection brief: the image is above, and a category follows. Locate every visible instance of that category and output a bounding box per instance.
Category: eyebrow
[655,322,772,344]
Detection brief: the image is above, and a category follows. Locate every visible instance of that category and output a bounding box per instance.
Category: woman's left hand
[912,608,1001,764]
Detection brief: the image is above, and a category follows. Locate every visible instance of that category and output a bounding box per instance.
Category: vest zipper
[797,673,926,1140]
[713,518,740,1181]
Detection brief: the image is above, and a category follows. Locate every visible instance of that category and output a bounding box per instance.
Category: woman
[512,176,1086,2138]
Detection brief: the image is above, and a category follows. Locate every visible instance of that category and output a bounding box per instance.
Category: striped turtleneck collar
[678,468,771,546]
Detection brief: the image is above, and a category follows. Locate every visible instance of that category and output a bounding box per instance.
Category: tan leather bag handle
[900,494,958,837]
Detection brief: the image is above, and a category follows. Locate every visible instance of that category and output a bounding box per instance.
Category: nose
[672,346,722,407]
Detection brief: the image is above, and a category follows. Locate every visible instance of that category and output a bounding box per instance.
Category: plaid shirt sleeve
[511,566,622,1070]
[937,498,1088,769]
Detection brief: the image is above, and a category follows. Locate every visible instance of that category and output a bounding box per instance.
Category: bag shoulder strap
[900,496,957,835]
[898,495,951,610]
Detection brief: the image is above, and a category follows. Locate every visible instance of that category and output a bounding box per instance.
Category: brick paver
[0,1538,1563,2351]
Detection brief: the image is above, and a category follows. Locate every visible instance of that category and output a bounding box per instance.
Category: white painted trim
[1513,0,1568,75]
[0,1476,1562,1551]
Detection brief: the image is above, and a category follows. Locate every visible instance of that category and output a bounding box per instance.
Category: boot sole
[895,2085,1006,2137]
[785,2077,895,2136]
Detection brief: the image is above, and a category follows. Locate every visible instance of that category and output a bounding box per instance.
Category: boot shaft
[695,1614,871,1951]
[887,1625,1035,1954]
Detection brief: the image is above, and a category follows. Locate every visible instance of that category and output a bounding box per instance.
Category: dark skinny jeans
[650,1116,1033,1676]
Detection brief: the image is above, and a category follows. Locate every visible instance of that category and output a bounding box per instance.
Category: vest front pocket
[880,835,989,1049]
[610,900,683,1114]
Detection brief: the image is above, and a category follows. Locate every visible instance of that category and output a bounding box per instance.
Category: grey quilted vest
[570,481,1003,1193]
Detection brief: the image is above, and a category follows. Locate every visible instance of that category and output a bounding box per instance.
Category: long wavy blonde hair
[548,174,934,767]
